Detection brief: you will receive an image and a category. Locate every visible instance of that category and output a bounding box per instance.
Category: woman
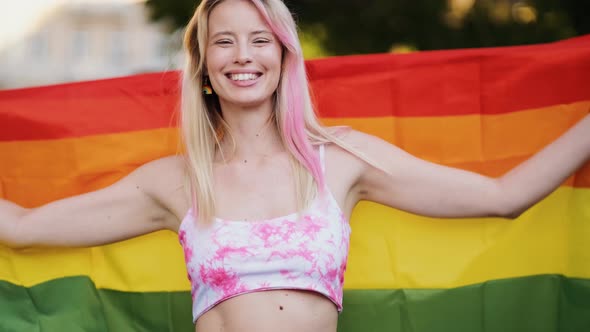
[1,0,589,331]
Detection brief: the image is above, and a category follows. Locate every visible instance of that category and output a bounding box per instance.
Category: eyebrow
[210,30,273,39]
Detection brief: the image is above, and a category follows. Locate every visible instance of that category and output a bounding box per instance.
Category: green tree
[145,0,589,55]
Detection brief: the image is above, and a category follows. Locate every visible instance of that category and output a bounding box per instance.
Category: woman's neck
[217,100,284,162]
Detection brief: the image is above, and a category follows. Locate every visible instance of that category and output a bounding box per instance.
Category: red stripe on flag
[1,37,589,141]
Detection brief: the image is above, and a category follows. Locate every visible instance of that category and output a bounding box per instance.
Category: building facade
[0,1,180,89]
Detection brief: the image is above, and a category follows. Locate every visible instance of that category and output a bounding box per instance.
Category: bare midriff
[195,290,338,332]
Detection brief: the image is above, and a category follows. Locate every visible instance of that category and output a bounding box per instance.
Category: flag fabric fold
[1,35,589,331]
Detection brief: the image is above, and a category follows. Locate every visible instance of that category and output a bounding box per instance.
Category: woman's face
[206,0,283,109]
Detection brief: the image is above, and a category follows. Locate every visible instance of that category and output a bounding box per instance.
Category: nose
[234,42,253,65]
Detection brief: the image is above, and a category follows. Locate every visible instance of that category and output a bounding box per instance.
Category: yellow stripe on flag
[1,187,588,291]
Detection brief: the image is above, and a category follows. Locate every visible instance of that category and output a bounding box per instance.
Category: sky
[0,0,142,49]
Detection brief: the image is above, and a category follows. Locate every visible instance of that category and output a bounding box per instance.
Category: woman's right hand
[0,156,185,249]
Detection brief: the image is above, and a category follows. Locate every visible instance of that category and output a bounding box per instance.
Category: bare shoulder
[323,126,409,202]
[322,128,381,212]
[134,155,189,225]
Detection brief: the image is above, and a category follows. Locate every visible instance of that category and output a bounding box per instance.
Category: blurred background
[0,0,588,90]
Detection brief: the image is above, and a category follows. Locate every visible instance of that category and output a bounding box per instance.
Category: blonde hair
[181,0,374,222]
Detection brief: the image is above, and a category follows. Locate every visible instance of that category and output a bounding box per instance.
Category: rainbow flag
[1,35,589,331]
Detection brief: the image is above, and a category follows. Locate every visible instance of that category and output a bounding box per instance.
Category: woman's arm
[0,156,183,249]
[0,200,28,248]
[349,114,590,219]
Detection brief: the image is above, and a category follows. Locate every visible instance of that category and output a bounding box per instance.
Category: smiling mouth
[226,73,262,81]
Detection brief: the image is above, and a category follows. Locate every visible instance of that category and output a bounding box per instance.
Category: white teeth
[230,73,259,81]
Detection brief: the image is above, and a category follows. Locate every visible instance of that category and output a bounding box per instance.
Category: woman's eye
[215,40,232,45]
[254,39,271,44]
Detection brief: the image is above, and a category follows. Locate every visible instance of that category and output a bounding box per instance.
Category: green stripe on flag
[1,275,589,332]
[340,275,590,332]
[0,276,192,332]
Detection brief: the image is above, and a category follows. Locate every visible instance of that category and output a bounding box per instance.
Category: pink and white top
[178,145,351,323]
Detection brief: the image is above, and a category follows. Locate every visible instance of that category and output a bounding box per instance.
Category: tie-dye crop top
[177,145,351,322]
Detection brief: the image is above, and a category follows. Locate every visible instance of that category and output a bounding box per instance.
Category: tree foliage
[145,0,589,55]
